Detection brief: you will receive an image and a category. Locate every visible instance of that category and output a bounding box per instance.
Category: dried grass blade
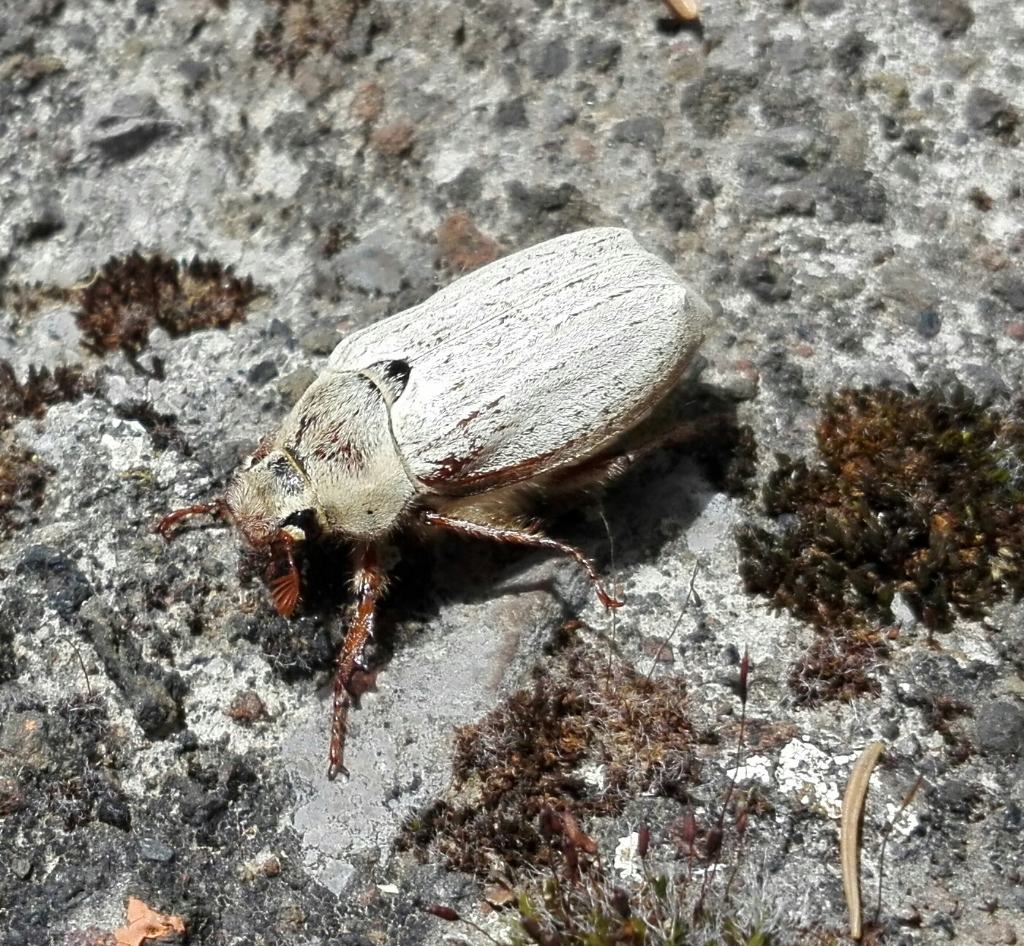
[841,741,884,940]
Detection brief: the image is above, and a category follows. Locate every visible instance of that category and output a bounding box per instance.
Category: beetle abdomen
[329,228,713,496]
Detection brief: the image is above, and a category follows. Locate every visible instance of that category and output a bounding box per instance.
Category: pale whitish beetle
[158,227,713,778]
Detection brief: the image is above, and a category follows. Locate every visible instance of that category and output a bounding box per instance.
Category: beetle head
[224,448,323,617]
[225,448,321,549]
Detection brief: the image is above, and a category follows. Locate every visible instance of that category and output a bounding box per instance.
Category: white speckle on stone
[377,883,400,896]
[99,420,151,472]
[432,149,473,184]
[614,832,643,882]
[883,802,921,838]
[250,146,303,199]
[729,754,773,787]
[92,539,120,578]
[729,740,860,820]
[954,626,1004,665]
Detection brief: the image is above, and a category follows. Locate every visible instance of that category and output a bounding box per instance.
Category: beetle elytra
[158,227,713,778]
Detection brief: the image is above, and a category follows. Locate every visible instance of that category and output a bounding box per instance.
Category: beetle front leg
[421,511,624,610]
[154,499,228,539]
[328,543,387,780]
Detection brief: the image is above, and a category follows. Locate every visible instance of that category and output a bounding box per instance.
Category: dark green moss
[737,385,1024,705]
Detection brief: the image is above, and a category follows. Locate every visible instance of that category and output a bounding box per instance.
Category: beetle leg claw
[596,585,625,610]
[327,759,350,780]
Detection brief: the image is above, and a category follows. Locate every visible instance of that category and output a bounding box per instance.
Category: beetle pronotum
[158,227,713,778]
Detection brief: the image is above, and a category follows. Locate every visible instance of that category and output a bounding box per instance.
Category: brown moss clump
[787,628,889,704]
[0,281,69,320]
[503,851,777,946]
[74,252,259,356]
[113,400,190,454]
[0,362,100,428]
[737,386,1024,704]
[253,0,368,74]
[0,447,49,540]
[402,646,693,877]
[436,213,503,274]
[0,361,101,538]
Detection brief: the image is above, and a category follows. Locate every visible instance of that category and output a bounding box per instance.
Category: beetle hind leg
[421,510,623,610]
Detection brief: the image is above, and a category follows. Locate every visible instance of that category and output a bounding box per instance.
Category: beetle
[157,227,713,778]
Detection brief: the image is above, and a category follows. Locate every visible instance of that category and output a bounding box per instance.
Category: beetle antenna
[155,499,229,539]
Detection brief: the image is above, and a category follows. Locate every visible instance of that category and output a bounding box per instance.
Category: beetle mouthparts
[269,568,300,617]
[267,534,301,617]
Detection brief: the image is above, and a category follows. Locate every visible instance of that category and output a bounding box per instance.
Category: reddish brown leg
[422,510,624,610]
[154,500,228,539]
[328,544,387,780]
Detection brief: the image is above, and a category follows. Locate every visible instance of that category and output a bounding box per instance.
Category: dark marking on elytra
[455,397,503,431]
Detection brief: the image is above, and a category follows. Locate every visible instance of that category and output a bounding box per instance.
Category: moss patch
[253,0,368,74]
[0,281,69,321]
[113,400,191,454]
[737,386,1024,704]
[0,447,49,541]
[0,362,99,428]
[402,645,694,877]
[0,361,101,539]
[507,874,777,946]
[75,252,259,356]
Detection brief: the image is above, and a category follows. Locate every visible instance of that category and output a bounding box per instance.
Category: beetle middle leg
[421,510,623,610]
[328,543,387,780]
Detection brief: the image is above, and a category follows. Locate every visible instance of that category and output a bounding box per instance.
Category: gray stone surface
[1,1,1023,944]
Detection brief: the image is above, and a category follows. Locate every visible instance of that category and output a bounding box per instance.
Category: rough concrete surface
[1,0,1023,944]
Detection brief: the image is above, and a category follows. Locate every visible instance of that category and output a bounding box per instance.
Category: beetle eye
[280,508,317,536]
